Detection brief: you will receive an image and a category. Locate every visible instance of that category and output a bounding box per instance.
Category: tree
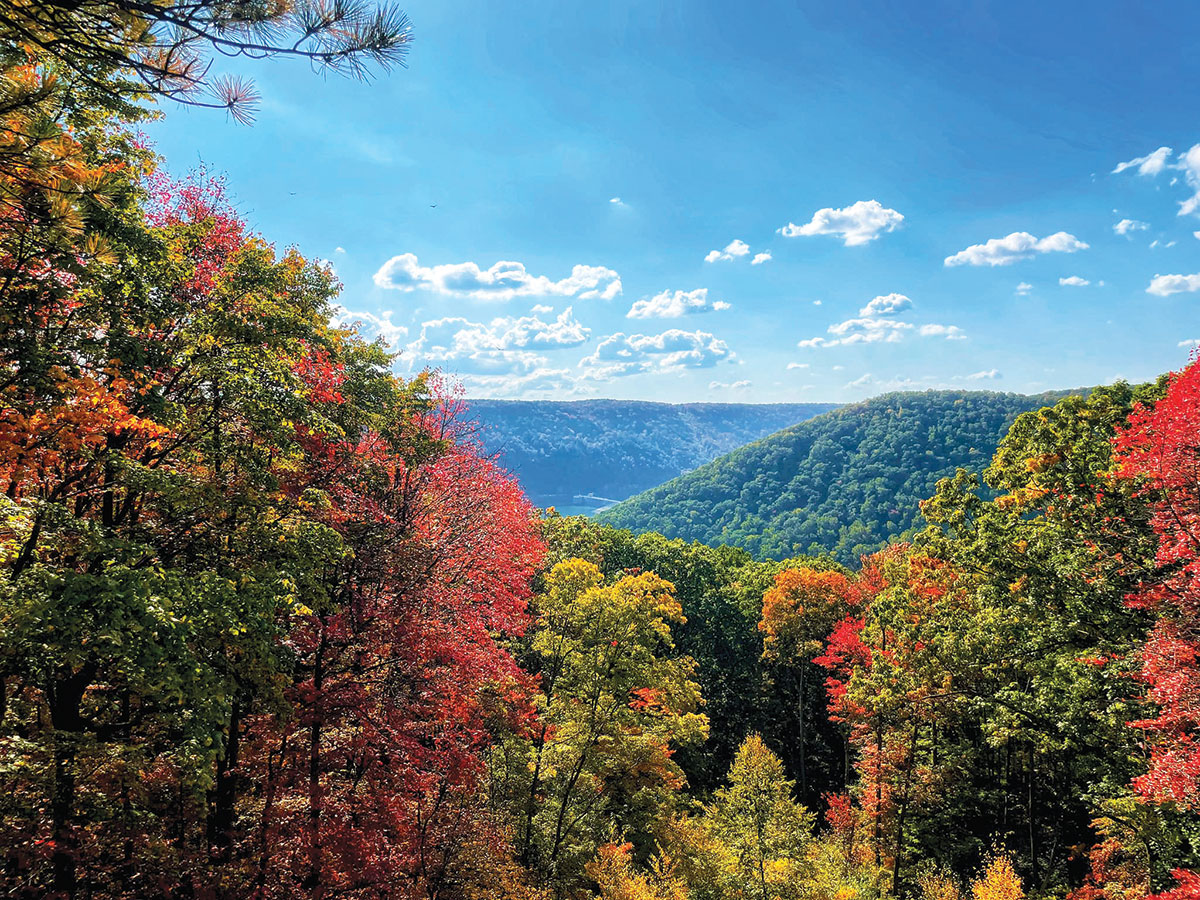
[760,566,858,797]
[704,734,815,900]
[0,0,413,123]
[491,558,708,897]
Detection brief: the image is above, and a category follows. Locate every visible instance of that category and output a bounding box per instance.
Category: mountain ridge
[596,388,1083,562]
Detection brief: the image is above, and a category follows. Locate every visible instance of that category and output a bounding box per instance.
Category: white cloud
[944,231,1089,267]
[373,253,622,301]
[1059,275,1090,286]
[968,369,1002,380]
[334,246,346,254]
[918,323,967,340]
[610,197,623,205]
[859,293,913,316]
[531,304,554,314]
[798,295,964,348]
[800,317,912,348]
[580,329,735,380]
[1114,218,1149,236]
[786,362,810,370]
[627,288,730,319]
[779,200,904,246]
[1016,282,1033,296]
[1147,272,1200,296]
[1113,146,1173,176]
[1178,339,1200,348]
[330,305,408,348]
[1112,145,1200,218]
[705,239,751,263]
[846,373,874,388]
[813,300,822,306]
[406,308,590,375]
[1194,231,1200,240]
[1179,145,1200,215]
[751,251,772,265]
[709,379,751,390]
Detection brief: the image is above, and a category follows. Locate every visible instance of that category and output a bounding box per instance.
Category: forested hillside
[599,389,1078,562]
[468,400,836,508]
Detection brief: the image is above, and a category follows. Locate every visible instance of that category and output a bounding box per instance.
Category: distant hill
[466,400,837,510]
[597,389,1080,563]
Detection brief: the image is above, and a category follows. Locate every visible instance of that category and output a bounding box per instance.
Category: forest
[2,3,1200,900]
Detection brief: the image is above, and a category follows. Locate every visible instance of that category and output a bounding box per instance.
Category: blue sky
[144,0,1200,402]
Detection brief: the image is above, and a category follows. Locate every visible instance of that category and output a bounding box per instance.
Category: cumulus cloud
[406,308,590,375]
[1016,282,1033,296]
[944,231,1089,267]
[330,305,409,348]
[751,251,772,265]
[1114,218,1149,236]
[579,329,734,380]
[1147,272,1200,296]
[846,373,874,388]
[1059,276,1090,286]
[705,239,751,263]
[373,253,622,301]
[778,200,904,246]
[627,288,730,319]
[531,304,554,314]
[859,293,913,316]
[1113,147,1173,176]
[798,295,965,348]
[968,369,1002,380]
[709,379,751,390]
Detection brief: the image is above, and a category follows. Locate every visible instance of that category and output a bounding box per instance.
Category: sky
[143,0,1200,403]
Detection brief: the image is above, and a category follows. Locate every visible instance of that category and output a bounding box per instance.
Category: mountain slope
[467,400,837,509]
[597,389,1079,562]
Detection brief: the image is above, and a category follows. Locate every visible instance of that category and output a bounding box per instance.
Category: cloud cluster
[627,288,731,319]
[1059,276,1090,286]
[580,329,734,379]
[798,294,964,348]
[779,200,904,246]
[705,239,751,263]
[373,253,622,301]
[406,308,590,375]
[751,251,772,265]
[944,231,1088,267]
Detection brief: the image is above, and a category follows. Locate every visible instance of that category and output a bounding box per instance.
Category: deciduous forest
[2,3,1199,900]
